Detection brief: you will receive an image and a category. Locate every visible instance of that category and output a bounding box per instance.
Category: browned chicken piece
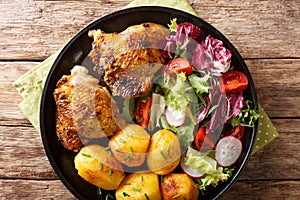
[54,65,125,152]
[88,22,170,98]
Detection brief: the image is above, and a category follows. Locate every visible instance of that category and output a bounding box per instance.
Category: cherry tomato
[227,125,245,140]
[164,57,193,76]
[221,71,248,93]
[194,126,216,152]
[135,96,152,128]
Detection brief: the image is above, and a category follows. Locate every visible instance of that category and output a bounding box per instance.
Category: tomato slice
[164,57,193,76]
[135,96,152,128]
[221,71,248,93]
[194,126,216,152]
[227,125,245,140]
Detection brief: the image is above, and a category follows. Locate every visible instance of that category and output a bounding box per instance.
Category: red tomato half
[164,57,193,76]
[135,96,152,128]
[194,126,216,152]
[227,125,245,140]
[221,71,248,93]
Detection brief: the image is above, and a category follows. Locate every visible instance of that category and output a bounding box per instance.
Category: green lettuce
[230,100,260,127]
[184,149,233,192]
[161,73,196,112]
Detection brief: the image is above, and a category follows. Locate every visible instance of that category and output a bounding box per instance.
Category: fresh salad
[121,19,260,192]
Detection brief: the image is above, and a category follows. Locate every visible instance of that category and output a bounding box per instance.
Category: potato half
[147,129,181,175]
[116,172,162,200]
[109,124,150,167]
[74,144,125,190]
[161,173,199,200]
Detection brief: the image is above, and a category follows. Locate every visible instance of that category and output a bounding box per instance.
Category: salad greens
[120,18,259,195]
[230,100,260,127]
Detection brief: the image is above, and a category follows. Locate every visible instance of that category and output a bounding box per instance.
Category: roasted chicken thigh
[88,22,169,98]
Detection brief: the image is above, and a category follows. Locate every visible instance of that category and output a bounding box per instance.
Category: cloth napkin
[13,0,278,154]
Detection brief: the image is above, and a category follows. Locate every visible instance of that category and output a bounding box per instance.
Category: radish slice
[180,155,205,178]
[215,136,242,167]
[180,146,216,178]
[165,105,185,127]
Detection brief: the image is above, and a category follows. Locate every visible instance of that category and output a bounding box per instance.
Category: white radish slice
[165,105,185,127]
[180,155,205,178]
[180,146,216,178]
[215,136,242,167]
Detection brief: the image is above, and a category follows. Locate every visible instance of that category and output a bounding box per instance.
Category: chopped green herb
[96,187,102,197]
[81,153,91,158]
[116,149,124,153]
[124,156,132,162]
[141,176,144,182]
[105,146,110,150]
[123,192,130,197]
[172,194,181,199]
[160,150,167,160]
[130,146,135,156]
[136,118,144,123]
[119,138,126,143]
[124,183,131,185]
[109,168,113,176]
[160,175,164,183]
[132,187,141,192]
[100,163,103,172]
[167,144,171,156]
[144,193,150,200]
[105,193,114,200]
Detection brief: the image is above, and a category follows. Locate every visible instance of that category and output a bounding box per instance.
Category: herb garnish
[130,146,135,156]
[144,193,150,200]
[132,187,141,192]
[81,153,91,157]
[99,163,103,172]
[160,150,167,160]
[172,194,181,199]
[123,192,130,197]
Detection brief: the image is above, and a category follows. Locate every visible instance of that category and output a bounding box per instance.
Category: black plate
[40,6,257,200]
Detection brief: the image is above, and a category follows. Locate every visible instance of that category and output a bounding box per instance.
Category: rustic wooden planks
[1,179,300,200]
[1,0,299,199]
[0,0,299,60]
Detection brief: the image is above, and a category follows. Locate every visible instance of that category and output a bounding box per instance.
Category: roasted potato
[116,172,162,200]
[161,173,199,200]
[74,144,125,190]
[109,124,150,167]
[147,129,181,175]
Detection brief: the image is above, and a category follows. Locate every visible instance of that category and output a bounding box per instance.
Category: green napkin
[13,0,278,154]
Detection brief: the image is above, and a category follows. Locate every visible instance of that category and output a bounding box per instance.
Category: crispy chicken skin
[88,22,170,98]
[54,66,125,152]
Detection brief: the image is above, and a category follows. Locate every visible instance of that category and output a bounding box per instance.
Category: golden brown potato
[147,129,181,175]
[116,172,162,200]
[109,124,151,167]
[161,174,199,200]
[74,144,125,190]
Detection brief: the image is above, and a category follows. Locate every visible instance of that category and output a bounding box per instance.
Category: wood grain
[1,179,300,200]
[0,0,299,60]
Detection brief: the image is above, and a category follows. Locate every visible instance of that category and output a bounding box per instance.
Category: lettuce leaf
[160,115,194,148]
[188,73,210,95]
[184,148,233,192]
[161,73,195,112]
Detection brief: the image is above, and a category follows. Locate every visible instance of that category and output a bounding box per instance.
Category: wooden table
[1,0,299,199]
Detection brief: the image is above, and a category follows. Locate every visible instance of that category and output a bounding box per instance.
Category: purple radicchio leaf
[226,92,245,120]
[196,94,210,124]
[193,35,232,76]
